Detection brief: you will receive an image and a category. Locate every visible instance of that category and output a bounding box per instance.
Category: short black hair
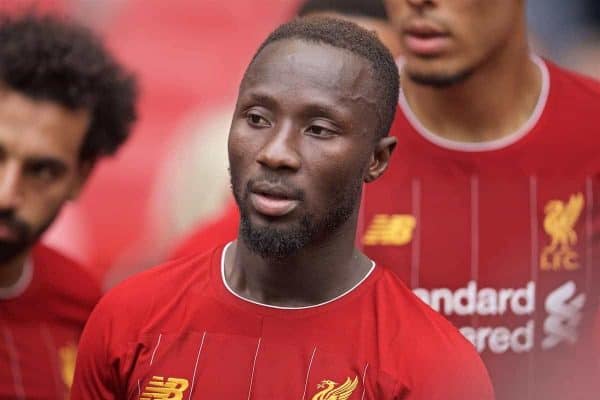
[250,16,399,139]
[0,13,137,162]
[297,0,389,20]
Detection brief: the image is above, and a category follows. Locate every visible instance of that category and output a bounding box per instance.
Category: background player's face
[229,39,382,259]
[0,87,90,262]
[385,0,523,86]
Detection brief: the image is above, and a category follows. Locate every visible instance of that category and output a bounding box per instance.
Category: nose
[256,121,301,171]
[0,162,22,210]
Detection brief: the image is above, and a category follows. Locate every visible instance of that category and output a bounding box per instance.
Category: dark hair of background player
[0,13,138,162]
[296,0,389,20]
[249,17,399,140]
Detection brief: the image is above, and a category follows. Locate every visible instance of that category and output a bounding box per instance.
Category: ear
[364,136,397,183]
[68,160,94,201]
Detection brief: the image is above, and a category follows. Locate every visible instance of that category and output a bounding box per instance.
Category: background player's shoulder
[34,243,98,287]
[169,203,239,260]
[33,243,101,308]
[546,60,600,101]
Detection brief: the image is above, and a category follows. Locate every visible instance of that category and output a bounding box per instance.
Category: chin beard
[0,212,58,264]
[238,213,313,259]
[406,67,475,88]
[0,241,31,263]
[233,177,362,260]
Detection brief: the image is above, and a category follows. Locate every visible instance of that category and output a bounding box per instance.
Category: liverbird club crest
[311,377,359,400]
[540,193,584,271]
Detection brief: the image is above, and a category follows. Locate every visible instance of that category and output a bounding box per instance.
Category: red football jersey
[72,244,493,399]
[359,58,600,399]
[0,244,101,399]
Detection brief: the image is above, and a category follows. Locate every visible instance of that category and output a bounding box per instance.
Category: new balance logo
[363,214,416,246]
[140,376,189,400]
[542,281,586,350]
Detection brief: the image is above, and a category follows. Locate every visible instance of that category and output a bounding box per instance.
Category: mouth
[249,182,301,218]
[402,21,451,56]
[0,222,18,241]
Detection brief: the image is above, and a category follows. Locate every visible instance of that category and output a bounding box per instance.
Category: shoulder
[535,60,600,169]
[374,268,471,340]
[78,246,221,366]
[373,268,494,398]
[546,60,600,102]
[33,244,101,308]
[92,245,220,331]
[373,268,477,349]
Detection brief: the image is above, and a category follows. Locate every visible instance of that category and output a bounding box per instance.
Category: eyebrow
[0,144,67,166]
[243,91,349,121]
[244,92,279,110]
[24,156,67,167]
[298,103,346,122]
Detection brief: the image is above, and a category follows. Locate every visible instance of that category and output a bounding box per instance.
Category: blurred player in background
[357,0,599,399]
[72,17,493,399]
[167,0,401,261]
[0,13,137,399]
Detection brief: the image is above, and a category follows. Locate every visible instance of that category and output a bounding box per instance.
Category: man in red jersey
[0,13,137,399]
[354,1,600,399]
[72,17,493,400]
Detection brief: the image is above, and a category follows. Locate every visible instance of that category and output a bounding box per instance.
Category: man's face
[0,87,89,262]
[229,39,381,259]
[385,0,522,86]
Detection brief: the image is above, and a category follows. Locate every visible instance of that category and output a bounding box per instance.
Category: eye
[306,124,336,138]
[246,111,271,128]
[25,162,64,182]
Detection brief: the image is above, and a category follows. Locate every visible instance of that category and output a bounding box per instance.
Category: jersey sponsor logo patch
[540,193,584,271]
[415,280,586,354]
[140,376,189,400]
[363,214,416,246]
[542,281,586,349]
[58,343,76,391]
[311,377,358,400]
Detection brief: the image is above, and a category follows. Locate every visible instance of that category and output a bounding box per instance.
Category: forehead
[241,39,377,110]
[0,87,89,160]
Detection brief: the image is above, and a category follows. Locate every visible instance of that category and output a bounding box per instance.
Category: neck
[402,28,543,143]
[0,251,29,290]
[224,215,372,308]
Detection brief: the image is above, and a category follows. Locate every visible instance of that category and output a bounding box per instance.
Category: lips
[403,21,451,56]
[249,181,300,217]
[0,222,18,240]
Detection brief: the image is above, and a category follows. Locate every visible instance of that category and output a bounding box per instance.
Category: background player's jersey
[0,245,101,399]
[169,202,239,260]
[360,58,600,400]
[72,244,493,400]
